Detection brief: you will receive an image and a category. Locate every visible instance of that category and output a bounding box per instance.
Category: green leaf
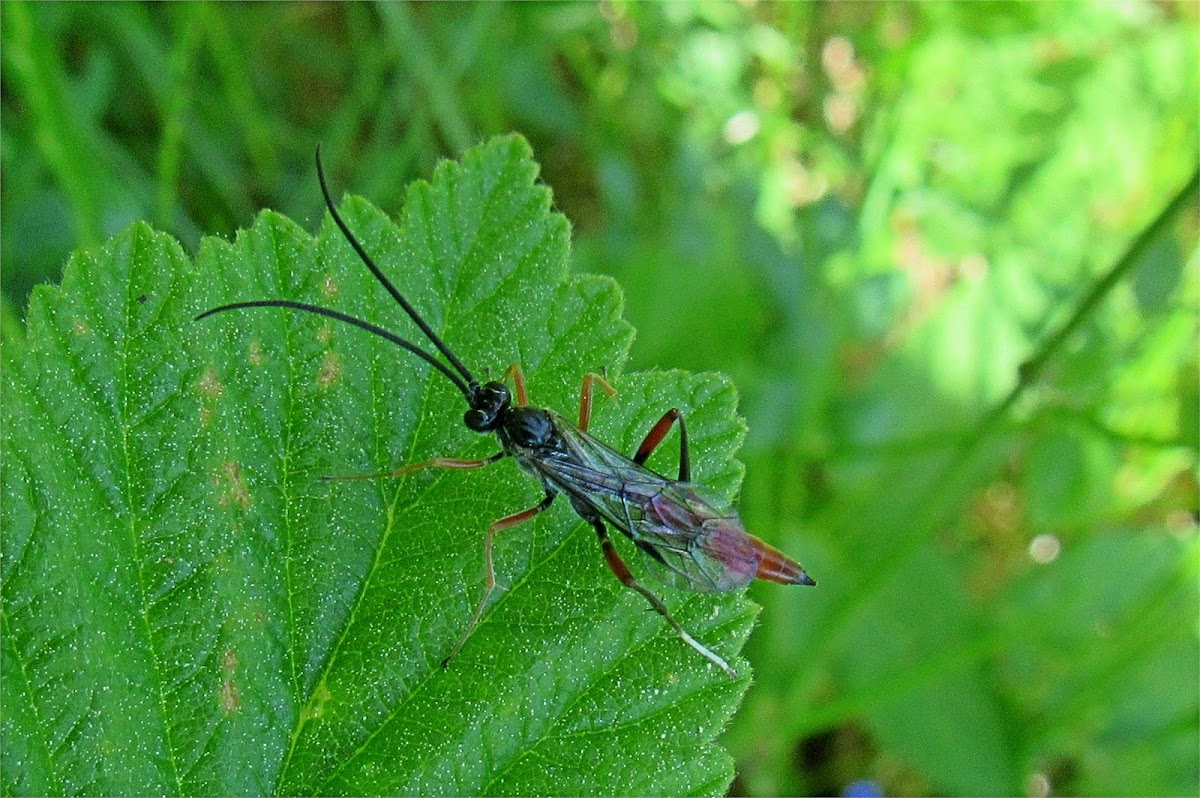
[2,134,759,796]
[997,532,1198,796]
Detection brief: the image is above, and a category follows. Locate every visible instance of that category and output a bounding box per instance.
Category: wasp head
[464,380,511,432]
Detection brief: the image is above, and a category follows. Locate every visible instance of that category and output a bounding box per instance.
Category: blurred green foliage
[2,1,1196,796]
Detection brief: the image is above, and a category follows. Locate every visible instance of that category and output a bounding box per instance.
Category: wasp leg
[500,363,529,406]
[442,490,557,667]
[578,371,616,432]
[592,518,737,679]
[321,451,506,482]
[634,408,690,482]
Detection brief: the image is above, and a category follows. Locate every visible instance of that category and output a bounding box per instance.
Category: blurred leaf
[1,135,758,796]
[998,532,1198,796]
[839,544,1020,795]
[1023,424,1118,530]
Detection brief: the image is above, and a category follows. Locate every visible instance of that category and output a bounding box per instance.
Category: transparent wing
[527,414,761,593]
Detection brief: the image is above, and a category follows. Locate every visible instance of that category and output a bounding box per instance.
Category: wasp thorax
[465,381,511,432]
[502,407,556,448]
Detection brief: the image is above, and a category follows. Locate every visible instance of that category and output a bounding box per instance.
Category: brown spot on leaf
[317,350,341,389]
[317,323,334,344]
[218,648,240,713]
[196,367,224,427]
[196,367,224,399]
[248,340,264,367]
[72,319,91,336]
[219,678,240,714]
[214,461,251,509]
[322,274,339,298]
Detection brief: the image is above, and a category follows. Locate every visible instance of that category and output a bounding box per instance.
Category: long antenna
[196,300,473,399]
[315,146,479,390]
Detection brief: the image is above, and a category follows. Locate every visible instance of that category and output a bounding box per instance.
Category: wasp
[198,150,815,678]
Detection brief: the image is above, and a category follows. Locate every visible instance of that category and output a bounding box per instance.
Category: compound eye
[464,408,490,431]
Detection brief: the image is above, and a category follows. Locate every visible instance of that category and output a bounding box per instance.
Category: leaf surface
[2,135,758,796]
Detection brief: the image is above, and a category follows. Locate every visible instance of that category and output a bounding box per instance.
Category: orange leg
[321,452,505,482]
[500,363,529,406]
[578,372,616,432]
[634,409,689,481]
[442,490,556,666]
[591,517,737,679]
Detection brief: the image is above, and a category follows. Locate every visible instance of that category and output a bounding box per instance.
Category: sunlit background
[3,2,1196,795]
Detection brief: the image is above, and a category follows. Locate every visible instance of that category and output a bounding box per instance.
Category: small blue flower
[842,779,883,798]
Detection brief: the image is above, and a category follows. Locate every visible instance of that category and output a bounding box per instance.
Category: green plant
[3,3,1197,795]
[3,135,762,796]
